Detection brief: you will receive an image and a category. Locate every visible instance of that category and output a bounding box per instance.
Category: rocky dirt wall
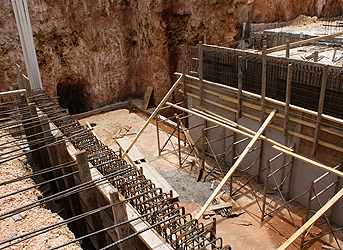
[0,0,342,113]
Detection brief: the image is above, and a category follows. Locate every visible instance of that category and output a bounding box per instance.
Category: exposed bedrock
[0,0,342,113]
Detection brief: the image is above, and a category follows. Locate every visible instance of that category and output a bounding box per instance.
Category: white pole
[11,0,43,90]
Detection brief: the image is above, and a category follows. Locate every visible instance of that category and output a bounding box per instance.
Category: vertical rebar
[237,56,243,118]
[261,160,270,222]
[199,41,204,105]
[156,113,161,156]
[177,116,182,169]
[300,180,314,248]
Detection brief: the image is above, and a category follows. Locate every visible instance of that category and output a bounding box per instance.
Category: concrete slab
[116,136,146,162]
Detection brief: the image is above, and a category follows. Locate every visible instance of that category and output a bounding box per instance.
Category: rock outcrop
[0,0,341,113]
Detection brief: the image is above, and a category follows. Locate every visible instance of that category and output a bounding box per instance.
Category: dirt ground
[0,131,81,250]
[79,107,343,250]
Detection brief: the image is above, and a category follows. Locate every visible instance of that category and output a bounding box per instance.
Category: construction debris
[204,192,244,218]
[113,125,132,139]
[229,220,253,226]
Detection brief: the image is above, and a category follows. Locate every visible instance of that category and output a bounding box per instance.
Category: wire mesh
[323,16,343,35]
[186,45,343,119]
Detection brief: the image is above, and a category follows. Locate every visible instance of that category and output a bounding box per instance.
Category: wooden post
[237,56,243,118]
[261,45,267,123]
[55,136,90,244]
[285,39,290,58]
[199,41,204,105]
[300,181,314,248]
[283,63,293,136]
[195,109,277,220]
[313,51,319,62]
[261,160,270,222]
[40,116,74,219]
[109,190,134,250]
[76,151,107,248]
[312,65,328,156]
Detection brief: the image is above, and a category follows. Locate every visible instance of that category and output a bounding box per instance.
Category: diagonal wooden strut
[194,108,277,220]
[277,186,343,250]
[122,75,182,158]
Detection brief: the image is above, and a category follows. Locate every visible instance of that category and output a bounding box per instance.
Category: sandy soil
[0,130,81,250]
[79,107,343,250]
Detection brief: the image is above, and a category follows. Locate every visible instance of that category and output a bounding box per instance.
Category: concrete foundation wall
[187,92,343,226]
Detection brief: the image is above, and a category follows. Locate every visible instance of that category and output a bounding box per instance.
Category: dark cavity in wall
[57,77,93,115]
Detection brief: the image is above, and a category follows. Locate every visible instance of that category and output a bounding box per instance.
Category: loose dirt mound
[0,130,81,250]
[290,14,318,26]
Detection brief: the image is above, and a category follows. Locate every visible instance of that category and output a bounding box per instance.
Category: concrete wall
[187,88,343,226]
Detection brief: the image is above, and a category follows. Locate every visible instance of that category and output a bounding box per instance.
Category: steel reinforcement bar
[29,89,231,250]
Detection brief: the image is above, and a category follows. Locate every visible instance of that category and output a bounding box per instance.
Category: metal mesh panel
[186,45,343,119]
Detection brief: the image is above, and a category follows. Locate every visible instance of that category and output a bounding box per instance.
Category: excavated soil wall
[0,0,342,113]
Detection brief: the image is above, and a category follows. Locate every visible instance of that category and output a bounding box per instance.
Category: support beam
[122,75,182,158]
[312,65,328,156]
[277,186,343,250]
[195,109,277,220]
[110,191,134,250]
[76,150,107,248]
[283,63,293,136]
[266,31,343,54]
[168,102,291,152]
[285,39,290,58]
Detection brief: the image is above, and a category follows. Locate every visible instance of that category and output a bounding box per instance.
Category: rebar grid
[0,89,230,250]
[186,45,343,119]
